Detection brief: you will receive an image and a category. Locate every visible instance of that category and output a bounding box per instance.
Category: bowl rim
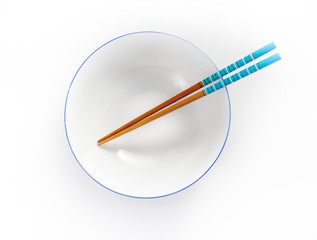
[64,31,231,199]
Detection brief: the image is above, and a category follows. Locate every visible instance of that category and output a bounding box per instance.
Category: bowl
[64,31,231,198]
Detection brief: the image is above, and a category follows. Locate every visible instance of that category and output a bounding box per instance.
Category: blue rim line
[64,31,231,199]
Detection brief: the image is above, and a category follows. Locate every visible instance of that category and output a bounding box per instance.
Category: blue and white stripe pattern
[202,42,276,86]
[204,53,281,95]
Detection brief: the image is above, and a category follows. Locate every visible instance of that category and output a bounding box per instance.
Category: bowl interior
[65,32,230,198]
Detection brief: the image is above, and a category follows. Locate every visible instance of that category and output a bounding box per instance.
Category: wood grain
[97,81,204,143]
[98,90,206,145]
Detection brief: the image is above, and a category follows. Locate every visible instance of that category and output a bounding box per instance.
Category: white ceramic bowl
[65,31,231,198]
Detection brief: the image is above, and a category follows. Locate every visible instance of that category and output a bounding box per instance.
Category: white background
[1,0,317,239]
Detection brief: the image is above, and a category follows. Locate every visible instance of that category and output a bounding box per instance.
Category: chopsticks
[98,48,281,146]
[97,43,276,145]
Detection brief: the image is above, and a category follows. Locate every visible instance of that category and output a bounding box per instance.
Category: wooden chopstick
[98,90,206,145]
[97,53,281,145]
[98,43,276,144]
[97,82,204,143]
